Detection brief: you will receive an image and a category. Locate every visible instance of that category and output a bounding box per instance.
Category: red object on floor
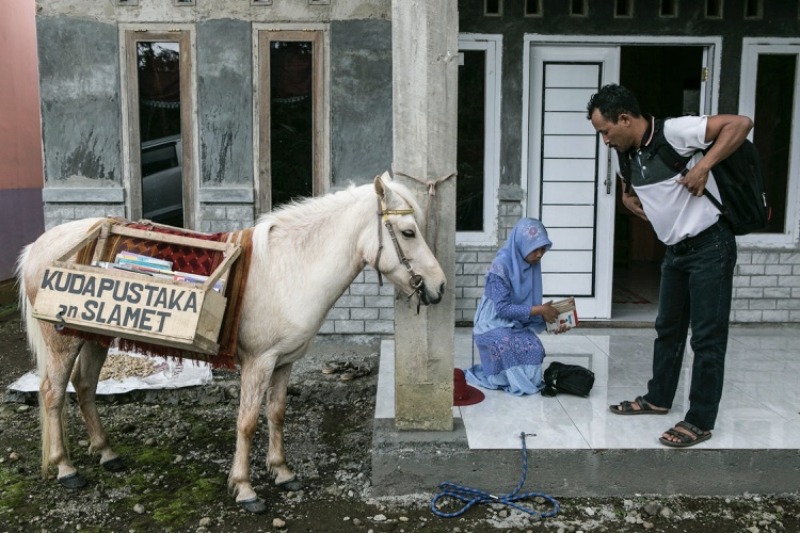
[453,368,485,406]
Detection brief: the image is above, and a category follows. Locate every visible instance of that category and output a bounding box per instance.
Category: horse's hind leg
[39,335,86,488]
[71,342,123,472]
[265,362,301,491]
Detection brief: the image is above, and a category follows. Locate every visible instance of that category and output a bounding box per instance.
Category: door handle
[604,149,612,194]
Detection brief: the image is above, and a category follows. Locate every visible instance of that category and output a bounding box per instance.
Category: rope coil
[430,432,560,519]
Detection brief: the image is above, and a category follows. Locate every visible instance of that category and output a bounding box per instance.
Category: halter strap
[373,195,425,310]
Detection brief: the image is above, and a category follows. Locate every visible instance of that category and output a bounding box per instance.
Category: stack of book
[173,271,225,293]
[93,252,225,293]
[546,298,579,333]
[113,252,174,278]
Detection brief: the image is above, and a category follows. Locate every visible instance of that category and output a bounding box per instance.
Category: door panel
[527,45,619,319]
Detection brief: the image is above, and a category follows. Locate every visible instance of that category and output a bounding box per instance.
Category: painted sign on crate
[32,263,226,354]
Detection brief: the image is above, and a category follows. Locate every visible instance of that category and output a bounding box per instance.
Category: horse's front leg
[266,362,301,490]
[229,352,277,513]
[71,342,124,472]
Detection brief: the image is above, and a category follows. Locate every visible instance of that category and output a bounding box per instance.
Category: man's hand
[678,165,711,197]
[622,193,648,221]
[678,114,753,197]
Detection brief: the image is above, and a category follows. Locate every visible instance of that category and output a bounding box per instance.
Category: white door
[526,45,620,319]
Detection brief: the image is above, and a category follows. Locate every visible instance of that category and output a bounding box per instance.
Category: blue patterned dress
[466,274,546,395]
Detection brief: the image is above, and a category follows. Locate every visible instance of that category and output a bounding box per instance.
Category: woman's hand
[532,300,560,323]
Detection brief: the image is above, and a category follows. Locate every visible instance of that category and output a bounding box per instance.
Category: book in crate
[546,298,578,333]
[93,251,226,292]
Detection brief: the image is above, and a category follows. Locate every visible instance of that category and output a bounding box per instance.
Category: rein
[374,196,425,311]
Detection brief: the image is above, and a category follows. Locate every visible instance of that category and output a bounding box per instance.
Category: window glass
[754,54,795,233]
[269,41,314,208]
[457,50,486,232]
[137,41,184,227]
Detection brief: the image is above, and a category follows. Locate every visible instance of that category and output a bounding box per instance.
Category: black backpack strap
[616,151,633,194]
[650,118,693,174]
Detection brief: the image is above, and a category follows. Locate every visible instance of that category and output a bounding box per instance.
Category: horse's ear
[374,172,392,200]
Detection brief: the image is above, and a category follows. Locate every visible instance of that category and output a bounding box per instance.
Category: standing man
[587,84,752,447]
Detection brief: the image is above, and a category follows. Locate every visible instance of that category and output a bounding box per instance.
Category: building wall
[0,0,45,281]
[36,1,394,232]
[452,0,800,326]
[33,0,800,330]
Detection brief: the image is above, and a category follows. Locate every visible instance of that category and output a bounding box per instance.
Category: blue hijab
[489,218,552,307]
[474,218,552,336]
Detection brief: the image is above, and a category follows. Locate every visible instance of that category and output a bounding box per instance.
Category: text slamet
[40,269,200,334]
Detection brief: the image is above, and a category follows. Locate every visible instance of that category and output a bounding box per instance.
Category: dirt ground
[1,297,799,532]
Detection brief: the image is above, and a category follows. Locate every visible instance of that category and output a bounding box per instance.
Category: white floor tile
[377,327,800,452]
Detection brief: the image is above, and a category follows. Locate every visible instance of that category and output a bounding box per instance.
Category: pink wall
[0,0,44,280]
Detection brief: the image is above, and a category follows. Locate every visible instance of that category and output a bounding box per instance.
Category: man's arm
[678,114,754,196]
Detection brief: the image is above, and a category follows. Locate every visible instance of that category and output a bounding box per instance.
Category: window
[744,0,763,19]
[739,40,800,246]
[660,0,678,17]
[485,0,502,16]
[123,30,194,228]
[705,0,723,18]
[256,28,328,213]
[457,36,501,245]
[615,0,633,18]
[525,0,542,17]
[570,0,588,17]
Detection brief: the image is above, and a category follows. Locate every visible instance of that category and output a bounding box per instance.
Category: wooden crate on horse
[31,218,242,355]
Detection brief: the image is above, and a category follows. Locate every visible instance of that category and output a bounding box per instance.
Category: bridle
[374,195,426,309]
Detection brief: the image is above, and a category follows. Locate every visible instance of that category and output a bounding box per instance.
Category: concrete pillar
[391,0,458,430]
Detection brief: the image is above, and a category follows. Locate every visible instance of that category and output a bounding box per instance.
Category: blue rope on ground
[430,432,560,519]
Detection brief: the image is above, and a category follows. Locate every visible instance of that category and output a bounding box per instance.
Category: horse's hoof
[101,457,125,472]
[277,477,303,492]
[58,472,88,490]
[237,497,267,514]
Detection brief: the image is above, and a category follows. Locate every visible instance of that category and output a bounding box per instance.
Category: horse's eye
[401,229,415,238]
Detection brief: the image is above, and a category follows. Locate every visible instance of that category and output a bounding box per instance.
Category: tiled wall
[731,248,800,323]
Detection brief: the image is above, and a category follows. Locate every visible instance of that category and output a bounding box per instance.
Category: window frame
[739,38,800,248]
[254,24,330,215]
[120,26,197,229]
[457,34,502,245]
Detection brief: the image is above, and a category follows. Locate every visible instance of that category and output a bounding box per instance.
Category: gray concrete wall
[198,19,253,187]
[457,0,800,189]
[330,19,393,186]
[36,17,122,188]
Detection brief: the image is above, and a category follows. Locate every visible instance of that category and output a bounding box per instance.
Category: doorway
[612,45,704,319]
[525,39,713,320]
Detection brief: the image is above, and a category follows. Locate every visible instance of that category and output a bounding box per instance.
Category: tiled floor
[376,326,800,451]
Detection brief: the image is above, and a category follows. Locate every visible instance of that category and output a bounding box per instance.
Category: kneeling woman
[466,218,566,396]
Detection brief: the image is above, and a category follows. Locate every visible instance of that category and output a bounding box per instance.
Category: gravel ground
[1,303,799,532]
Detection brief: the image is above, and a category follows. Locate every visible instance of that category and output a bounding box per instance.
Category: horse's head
[371,172,446,305]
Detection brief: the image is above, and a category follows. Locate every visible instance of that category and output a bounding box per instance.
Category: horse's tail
[16,243,54,478]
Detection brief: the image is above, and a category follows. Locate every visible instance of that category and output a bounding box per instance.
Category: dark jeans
[644,221,737,430]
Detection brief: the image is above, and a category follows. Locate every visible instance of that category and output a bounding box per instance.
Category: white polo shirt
[632,115,722,246]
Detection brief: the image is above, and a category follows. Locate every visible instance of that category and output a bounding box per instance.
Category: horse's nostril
[438,282,445,296]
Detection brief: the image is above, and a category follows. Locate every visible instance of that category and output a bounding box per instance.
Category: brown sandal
[609,395,669,415]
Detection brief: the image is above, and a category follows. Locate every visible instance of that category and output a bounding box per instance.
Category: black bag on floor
[542,362,595,397]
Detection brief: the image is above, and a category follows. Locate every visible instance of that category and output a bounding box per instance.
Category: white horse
[17,172,446,513]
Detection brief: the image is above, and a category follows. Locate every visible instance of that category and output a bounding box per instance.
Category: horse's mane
[254,179,423,235]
